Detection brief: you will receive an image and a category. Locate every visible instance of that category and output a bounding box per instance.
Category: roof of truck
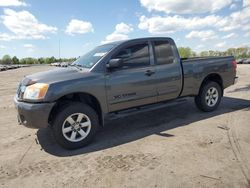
[102,37,173,46]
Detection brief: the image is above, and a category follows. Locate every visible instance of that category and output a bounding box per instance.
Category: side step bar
[106,98,188,120]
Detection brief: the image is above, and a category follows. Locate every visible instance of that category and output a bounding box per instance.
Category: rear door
[105,42,158,112]
[153,40,182,101]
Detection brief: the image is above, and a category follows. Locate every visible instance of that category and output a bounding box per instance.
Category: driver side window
[113,43,150,69]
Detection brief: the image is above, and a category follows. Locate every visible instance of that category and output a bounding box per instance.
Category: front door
[105,42,157,112]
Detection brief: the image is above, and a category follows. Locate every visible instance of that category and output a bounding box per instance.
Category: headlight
[23,83,49,100]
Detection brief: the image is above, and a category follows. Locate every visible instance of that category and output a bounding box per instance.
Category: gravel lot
[0,65,249,188]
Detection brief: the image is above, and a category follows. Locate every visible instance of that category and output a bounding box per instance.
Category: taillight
[232,60,237,71]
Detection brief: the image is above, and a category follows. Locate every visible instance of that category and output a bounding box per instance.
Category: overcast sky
[0,0,250,58]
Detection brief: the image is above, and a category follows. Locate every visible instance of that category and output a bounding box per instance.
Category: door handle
[145,70,155,76]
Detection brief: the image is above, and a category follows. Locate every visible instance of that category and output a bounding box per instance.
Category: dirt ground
[0,65,249,188]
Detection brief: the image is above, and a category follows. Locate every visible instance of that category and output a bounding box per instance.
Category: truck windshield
[71,44,115,68]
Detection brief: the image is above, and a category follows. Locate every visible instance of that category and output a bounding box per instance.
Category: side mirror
[106,58,123,69]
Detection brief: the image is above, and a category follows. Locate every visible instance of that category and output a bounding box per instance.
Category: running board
[106,98,188,120]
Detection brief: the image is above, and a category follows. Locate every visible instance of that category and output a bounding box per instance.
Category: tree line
[0,46,250,64]
[178,47,250,59]
[0,55,76,65]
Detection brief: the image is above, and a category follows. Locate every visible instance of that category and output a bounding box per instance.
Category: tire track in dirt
[0,159,89,181]
[60,153,160,187]
[95,153,160,172]
[0,153,159,184]
[225,113,250,186]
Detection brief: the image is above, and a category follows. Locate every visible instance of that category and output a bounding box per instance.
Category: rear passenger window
[154,41,174,65]
[113,43,150,69]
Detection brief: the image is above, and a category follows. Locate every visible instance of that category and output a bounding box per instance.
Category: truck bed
[180,56,235,97]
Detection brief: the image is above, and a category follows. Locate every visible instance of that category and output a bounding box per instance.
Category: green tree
[191,51,197,57]
[2,55,12,64]
[38,57,45,64]
[200,51,209,57]
[25,58,33,64]
[20,58,26,64]
[236,47,248,58]
[226,48,237,56]
[49,56,56,64]
[12,56,19,64]
[178,47,192,58]
[20,58,37,64]
[208,50,216,56]
[44,56,56,64]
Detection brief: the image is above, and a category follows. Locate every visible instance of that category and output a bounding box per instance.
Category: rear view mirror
[106,58,123,69]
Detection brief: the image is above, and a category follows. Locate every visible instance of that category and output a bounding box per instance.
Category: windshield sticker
[94,52,106,57]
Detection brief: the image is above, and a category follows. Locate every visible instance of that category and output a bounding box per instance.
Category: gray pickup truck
[14,37,237,149]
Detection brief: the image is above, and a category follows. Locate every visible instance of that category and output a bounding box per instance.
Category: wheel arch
[48,92,103,127]
[199,73,224,95]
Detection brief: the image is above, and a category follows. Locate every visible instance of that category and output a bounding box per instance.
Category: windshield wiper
[69,64,83,70]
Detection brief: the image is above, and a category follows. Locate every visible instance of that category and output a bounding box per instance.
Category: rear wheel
[195,81,222,112]
[52,102,99,149]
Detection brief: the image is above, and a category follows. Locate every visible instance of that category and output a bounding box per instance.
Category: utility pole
[58,39,61,61]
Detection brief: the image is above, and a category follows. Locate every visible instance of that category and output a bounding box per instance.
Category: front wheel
[52,102,99,149]
[195,81,222,112]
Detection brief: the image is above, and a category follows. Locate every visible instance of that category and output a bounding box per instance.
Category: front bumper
[14,97,55,129]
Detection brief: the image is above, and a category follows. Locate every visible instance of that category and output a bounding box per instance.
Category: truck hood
[22,67,90,85]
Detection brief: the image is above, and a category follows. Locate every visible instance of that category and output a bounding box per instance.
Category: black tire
[195,81,222,112]
[52,102,99,149]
